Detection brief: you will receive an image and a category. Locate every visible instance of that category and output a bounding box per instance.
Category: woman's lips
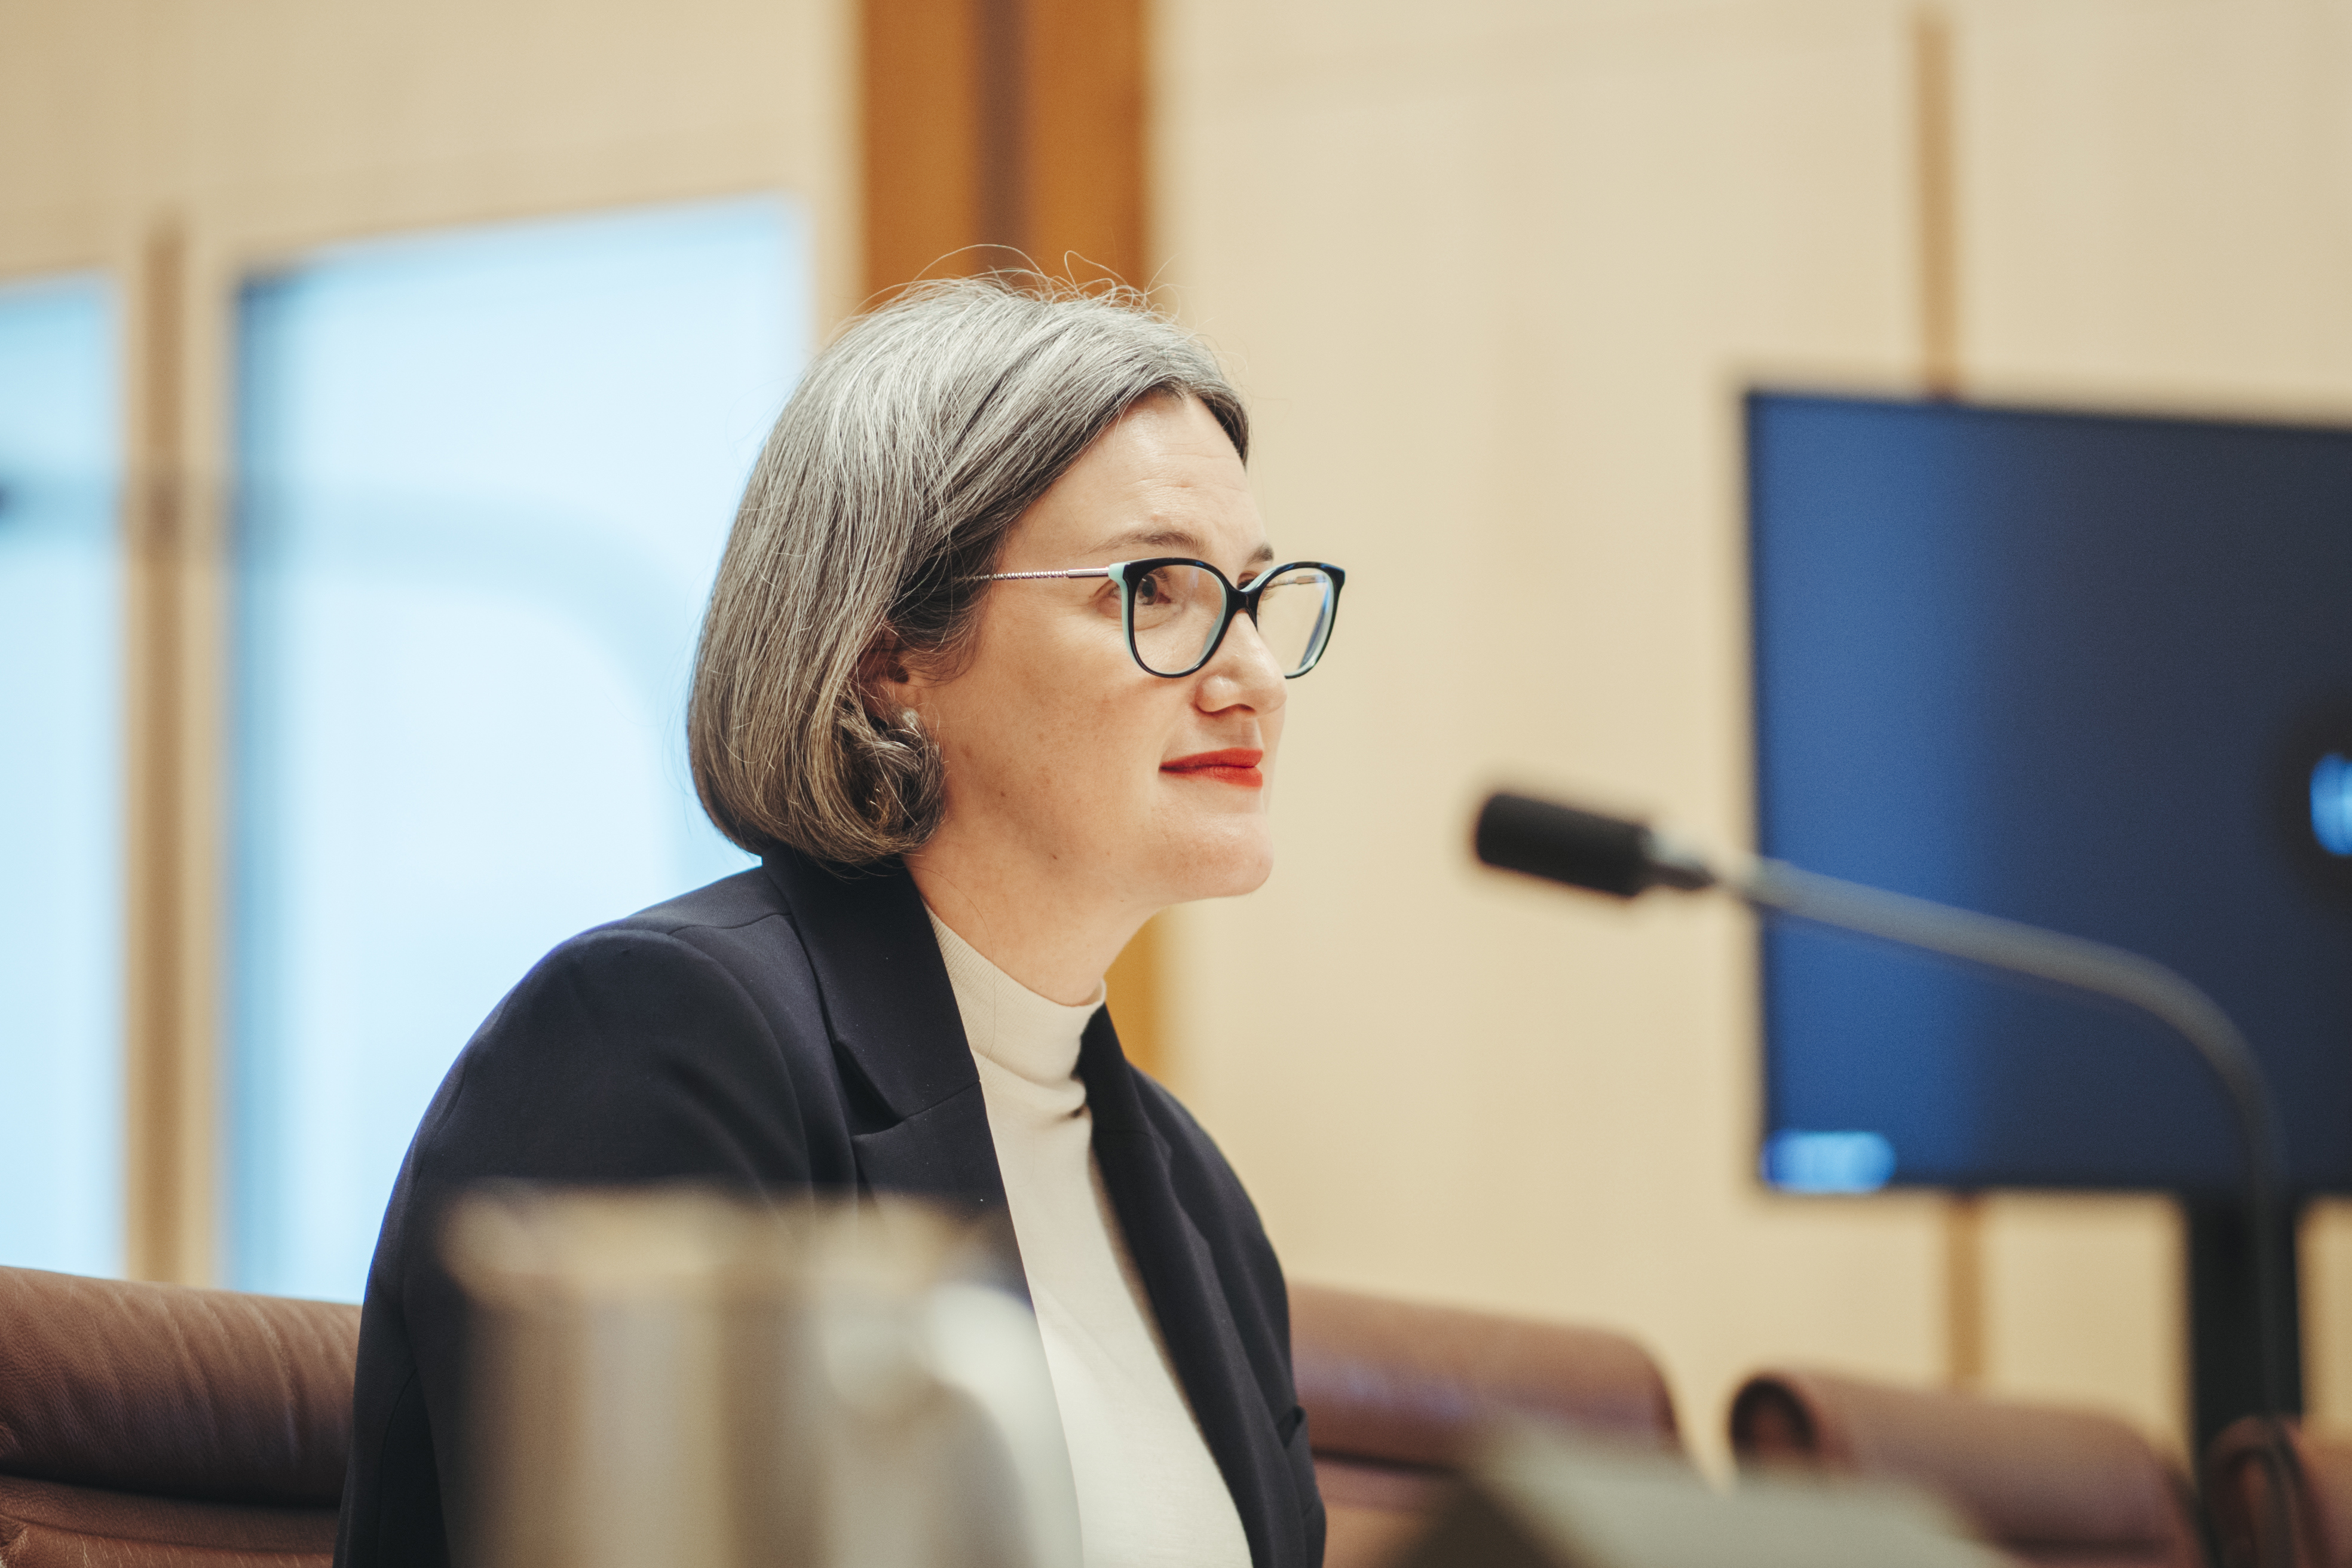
[1161,747,1265,788]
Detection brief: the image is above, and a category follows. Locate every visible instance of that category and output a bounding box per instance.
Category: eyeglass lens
[1128,563,1337,676]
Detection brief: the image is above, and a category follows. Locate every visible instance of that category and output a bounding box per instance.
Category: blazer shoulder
[433,867,827,1132]
[553,866,820,1011]
[401,871,845,1196]
[612,865,793,938]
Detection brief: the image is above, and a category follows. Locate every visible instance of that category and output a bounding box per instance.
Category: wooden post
[1915,7,1962,400]
[1913,5,1982,1387]
[124,215,218,1284]
[862,0,1145,289]
[1021,0,1148,284]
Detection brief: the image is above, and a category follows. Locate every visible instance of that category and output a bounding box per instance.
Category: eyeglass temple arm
[978,568,1116,581]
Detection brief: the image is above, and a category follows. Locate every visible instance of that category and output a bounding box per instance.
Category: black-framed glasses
[981,558,1346,678]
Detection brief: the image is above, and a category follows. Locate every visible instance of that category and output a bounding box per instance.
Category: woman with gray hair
[337,276,1345,1568]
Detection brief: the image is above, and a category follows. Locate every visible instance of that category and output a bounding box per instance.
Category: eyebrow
[1090,526,1276,567]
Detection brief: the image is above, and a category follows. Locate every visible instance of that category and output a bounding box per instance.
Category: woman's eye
[1132,571,1169,605]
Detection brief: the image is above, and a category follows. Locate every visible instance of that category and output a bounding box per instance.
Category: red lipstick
[1161,747,1265,788]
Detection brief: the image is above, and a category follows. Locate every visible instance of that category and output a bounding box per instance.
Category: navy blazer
[333,847,1324,1568]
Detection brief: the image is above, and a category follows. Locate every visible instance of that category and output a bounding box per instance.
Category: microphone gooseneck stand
[1731,856,2292,1423]
[1474,792,2300,1564]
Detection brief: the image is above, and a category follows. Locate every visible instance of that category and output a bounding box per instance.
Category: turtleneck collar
[926,909,1105,1089]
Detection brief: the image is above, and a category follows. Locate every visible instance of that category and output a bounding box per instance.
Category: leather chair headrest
[2205,1415,2352,1568]
[0,1266,361,1506]
[1731,1368,2200,1568]
[1290,1282,1677,1470]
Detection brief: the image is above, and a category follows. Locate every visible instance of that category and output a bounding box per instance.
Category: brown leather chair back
[1292,1282,1680,1568]
[1731,1367,2203,1568]
[0,1264,362,1567]
[2204,1416,2352,1568]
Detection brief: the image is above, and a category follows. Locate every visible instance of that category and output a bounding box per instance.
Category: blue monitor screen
[1750,391,2352,1196]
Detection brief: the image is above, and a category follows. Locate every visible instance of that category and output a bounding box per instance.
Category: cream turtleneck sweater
[926,911,1251,1568]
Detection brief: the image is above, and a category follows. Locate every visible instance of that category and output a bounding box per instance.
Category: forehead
[1010,395,1266,568]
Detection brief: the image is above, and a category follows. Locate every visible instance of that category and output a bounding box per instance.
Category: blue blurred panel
[0,274,123,1275]
[231,198,806,1299]
[1751,392,2352,1195]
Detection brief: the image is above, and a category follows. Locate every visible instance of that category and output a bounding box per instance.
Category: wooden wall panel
[861,0,1148,290]
[1150,0,2352,1466]
[1153,0,1941,1474]
[1024,0,1149,284]
[863,0,990,293]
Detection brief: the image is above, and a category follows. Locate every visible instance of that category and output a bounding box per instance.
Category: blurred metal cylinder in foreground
[443,1189,1079,1568]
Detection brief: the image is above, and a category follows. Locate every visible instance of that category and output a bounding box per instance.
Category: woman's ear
[858,624,926,718]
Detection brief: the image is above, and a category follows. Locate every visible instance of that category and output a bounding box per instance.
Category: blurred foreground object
[1731,1368,2204,1568]
[2206,1416,2352,1568]
[1290,1283,1679,1568]
[443,1188,1079,1568]
[1393,1422,2004,1568]
[0,1264,359,1564]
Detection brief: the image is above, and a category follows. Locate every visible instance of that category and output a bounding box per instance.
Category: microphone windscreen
[1474,792,1658,899]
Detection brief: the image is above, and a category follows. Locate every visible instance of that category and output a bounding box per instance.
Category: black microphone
[1474,792,1714,898]
[1472,788,2294,1428]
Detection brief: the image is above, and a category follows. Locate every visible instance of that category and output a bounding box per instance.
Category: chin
[1162,820,1275,902]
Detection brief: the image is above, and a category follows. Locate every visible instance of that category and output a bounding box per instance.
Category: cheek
[946,624,1173,813]
[1027,685,1162,802]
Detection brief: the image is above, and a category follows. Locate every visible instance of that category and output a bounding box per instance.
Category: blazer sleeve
[345,920,838,1568]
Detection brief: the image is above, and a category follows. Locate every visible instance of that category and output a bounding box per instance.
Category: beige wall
[1153,0,2352,1468]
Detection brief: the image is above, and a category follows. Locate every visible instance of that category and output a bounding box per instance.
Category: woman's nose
[1196,612,1287,708]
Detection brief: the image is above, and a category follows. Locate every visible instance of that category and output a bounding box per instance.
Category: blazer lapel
[758,849,1009,1217]
[1081,1013,1309,1568]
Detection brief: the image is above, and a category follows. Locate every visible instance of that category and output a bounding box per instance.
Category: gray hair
[688,274,1250,866]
